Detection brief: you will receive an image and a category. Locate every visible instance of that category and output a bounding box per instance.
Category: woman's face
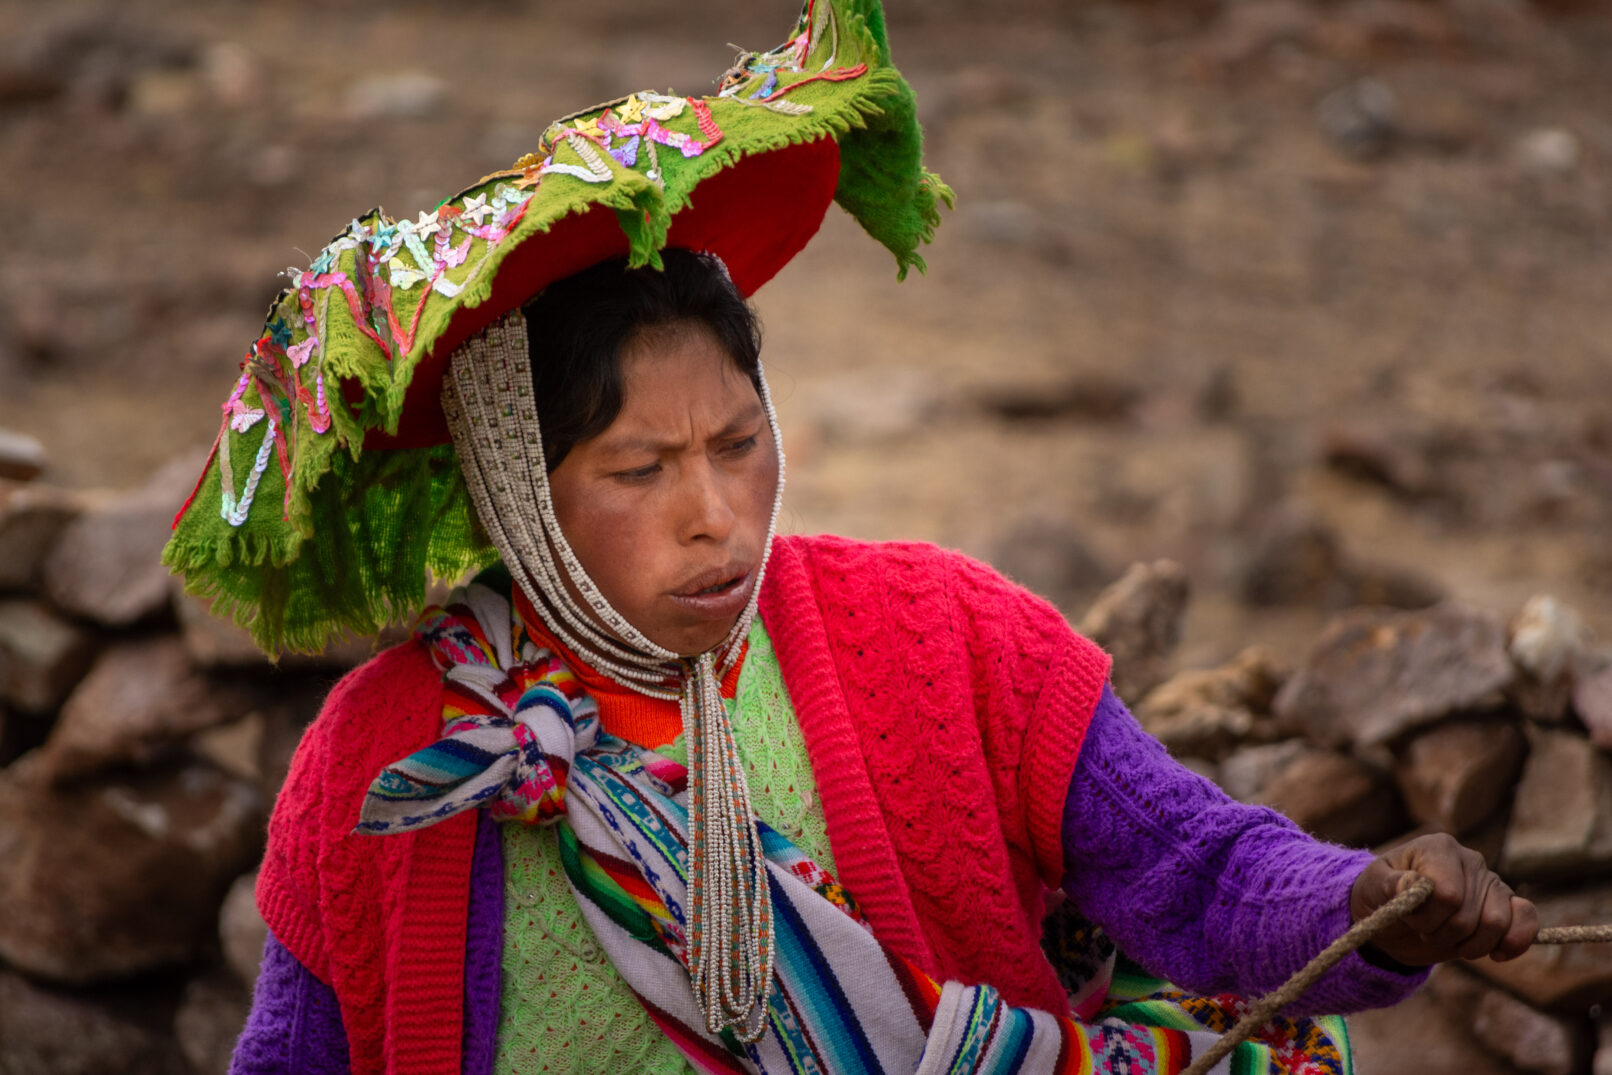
[548,320,778,657]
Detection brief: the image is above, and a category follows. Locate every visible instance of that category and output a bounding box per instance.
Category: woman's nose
[680,462,735,542]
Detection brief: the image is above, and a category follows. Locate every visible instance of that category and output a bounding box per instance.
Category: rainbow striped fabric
[357,582,599,834]
[359,580,1353,1074]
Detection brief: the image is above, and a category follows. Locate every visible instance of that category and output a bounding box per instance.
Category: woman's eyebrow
[711,401,766,438]
[599,402,765,458]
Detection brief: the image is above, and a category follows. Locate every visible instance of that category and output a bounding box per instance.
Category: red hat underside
[360,136,841,451]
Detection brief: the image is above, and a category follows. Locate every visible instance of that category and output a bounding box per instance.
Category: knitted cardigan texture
[255,536,1111,1075]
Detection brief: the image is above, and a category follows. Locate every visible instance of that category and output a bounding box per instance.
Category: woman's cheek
[746,453,780,529]
[568,498,642,600]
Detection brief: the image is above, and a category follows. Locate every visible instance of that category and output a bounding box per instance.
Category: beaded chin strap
[441,301,786,1043]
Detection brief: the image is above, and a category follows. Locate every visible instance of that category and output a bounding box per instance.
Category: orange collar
[514,588,746,749]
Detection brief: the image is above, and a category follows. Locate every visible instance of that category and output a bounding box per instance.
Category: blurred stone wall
[1087,561,1612,1075]
[0,435,387,1075]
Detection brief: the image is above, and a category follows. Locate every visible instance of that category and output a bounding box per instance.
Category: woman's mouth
[668,569,754,620]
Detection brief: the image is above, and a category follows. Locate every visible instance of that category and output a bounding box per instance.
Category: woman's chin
[637,611,743,659]
[664,622,741,659]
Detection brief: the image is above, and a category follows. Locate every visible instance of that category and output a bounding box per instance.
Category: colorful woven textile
[162,0,951,655]
[357,583,599,834]
[1093,957,1352,1075]
[363,579,1353,1075]
[1041,902,1352,1075]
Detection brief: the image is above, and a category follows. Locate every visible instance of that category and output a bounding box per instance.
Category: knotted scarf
[359,582,1353,1075]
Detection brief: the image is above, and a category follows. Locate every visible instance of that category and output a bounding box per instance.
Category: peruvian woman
[166,3,1537,1072]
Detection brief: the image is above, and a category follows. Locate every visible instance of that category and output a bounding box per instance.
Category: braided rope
[1184,877,1612,1075]
[1538,924,1612,943]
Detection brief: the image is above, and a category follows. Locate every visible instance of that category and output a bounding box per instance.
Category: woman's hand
[1350,833,1538,967]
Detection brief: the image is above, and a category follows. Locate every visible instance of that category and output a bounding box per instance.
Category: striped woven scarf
[358,582,1352,1075]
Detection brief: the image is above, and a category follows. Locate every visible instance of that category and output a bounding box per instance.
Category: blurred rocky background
[1,0,1610,1071]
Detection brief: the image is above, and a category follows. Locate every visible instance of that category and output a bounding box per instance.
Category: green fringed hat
[163,0,951,654]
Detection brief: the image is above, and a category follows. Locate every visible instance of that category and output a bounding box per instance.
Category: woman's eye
[724,435,759,456]
[613,463,661,483]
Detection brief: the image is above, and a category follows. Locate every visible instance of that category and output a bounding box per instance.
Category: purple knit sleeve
[461,810,505,1075]
[1060,685,1427,1015]
[228,931,350,1075]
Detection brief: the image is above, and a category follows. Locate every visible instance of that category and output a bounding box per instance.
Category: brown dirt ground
[2,0,1609,665]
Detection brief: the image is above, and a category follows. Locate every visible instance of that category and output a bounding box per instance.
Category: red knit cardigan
[256,535,1113,1075]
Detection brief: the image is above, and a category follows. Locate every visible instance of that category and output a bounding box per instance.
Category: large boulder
[1429,964,1588,1075]
[1078,559,1190,703]
[1274,603,1513,749]
[1239,503,1356,609]
[1135,646,1288,761]
[0,967,186,1075]
[1394,718,1526,836]
[1508,595,1600,723]
[0,757,264,983]
[1239,501,1442,611]
[193,711,266,784]
[1501,729,1612,883]
[1256,747,1403,847]
[987,513,1111,614]
[0,698,54,769]
[1322,418,1438,500]
[172,586,270,668]
[37,636,259,783]
[0,480,83,592]
[41,452,201,628]
[0,597,97,714]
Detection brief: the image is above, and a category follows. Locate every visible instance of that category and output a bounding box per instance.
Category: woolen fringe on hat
[162,0,951,654]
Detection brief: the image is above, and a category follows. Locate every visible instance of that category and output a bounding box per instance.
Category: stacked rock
[0,435,378,1075]
[1120,569,1612,1075]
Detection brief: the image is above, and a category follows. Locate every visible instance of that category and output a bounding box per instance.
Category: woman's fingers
[1453,875,1514,961]
[1426,850,1493,947]
[1492,895,1540,962]
[1396,839,1474,938]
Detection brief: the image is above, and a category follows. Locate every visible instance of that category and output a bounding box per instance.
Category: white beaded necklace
[441,305,783,1042]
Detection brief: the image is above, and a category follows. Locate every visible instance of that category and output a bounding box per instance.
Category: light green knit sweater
[494,622,832,1073]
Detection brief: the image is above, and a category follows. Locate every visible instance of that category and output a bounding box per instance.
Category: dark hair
[523,249,763,470]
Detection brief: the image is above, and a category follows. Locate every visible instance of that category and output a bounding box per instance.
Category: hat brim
[363,136,841,451]
[164,0,954,655]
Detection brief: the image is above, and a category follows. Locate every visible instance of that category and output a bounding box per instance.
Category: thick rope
[1538,924,1612,943]
[1182,876,1612,1075]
